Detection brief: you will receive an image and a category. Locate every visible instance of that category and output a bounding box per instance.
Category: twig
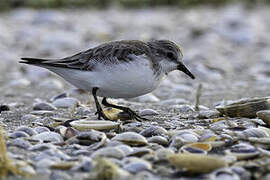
[195,83,202,111]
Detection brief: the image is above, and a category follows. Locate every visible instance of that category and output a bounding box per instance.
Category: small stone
[138,109,159,117]
[91,147,125,159]
[72,157,93,172]
[197,110,221,119]
[16,126,37,136]
[9,138,32,149]
[50,171,71,180]
[178,105,195,113]
[36,159,56,168]
[112,132,148,146]
[33,102,57,111]
[32,132,63,143]
[140,126,167,137]
[9,131,30,138]
[34,126,50,134]
[31,110,54,116]
[29,144,56,151]
[124,161,152,174]
[156,148,174,161]
[148,136,169,146]
[0,105,10,113]
[21,114,39,122]
[53,97,79,109]
[257,110,270,126]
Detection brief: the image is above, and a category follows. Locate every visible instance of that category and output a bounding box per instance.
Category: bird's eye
[166,52,175,60]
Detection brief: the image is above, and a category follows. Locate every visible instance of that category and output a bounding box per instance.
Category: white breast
[45,55,164,98]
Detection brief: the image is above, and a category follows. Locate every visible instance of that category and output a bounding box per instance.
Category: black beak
[177,63,195,79]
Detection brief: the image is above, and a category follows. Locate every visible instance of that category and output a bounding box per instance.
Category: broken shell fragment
[216,97,270,118]
[70,120,119,131]
[168,153,227,173]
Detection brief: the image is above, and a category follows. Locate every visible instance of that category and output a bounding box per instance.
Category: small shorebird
[20,40,195,120]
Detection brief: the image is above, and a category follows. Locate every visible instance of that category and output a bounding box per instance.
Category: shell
[168,153,227,173]
[216,97,270,118]
[91,147,125,159]
[238,127,270,139]
[179,143,212,154]
[70,120,120,131]
[74,130,107,150]
[112,132,148,146]
[225,143,259,160]
[257,110,270,126]
[140,126,168,137]
[148,136,169,146]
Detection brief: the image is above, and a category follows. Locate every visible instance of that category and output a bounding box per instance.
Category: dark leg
[101,97,148,121]
[92,87,109,120]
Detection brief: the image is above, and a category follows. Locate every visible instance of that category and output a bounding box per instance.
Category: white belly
[45,58,164,98]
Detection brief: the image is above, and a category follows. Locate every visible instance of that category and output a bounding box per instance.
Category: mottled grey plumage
[20,40,184,74]
[19,40,195,121]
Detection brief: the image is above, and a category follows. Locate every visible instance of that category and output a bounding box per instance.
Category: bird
[20,40,195,121]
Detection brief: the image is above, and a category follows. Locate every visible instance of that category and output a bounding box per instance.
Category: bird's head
[147,40,195,79]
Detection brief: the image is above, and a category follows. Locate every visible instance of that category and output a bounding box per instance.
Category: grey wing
[20,50,111,71]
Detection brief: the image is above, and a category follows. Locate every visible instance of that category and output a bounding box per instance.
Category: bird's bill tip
[177,64,195,79]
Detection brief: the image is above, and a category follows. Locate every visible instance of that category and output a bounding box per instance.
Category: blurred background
[0,0,270,109]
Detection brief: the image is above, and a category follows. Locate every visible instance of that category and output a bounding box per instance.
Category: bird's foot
[95,107,110,120]
[122,107,148,121]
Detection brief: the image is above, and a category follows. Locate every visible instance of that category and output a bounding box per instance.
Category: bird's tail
[19,58,53,65]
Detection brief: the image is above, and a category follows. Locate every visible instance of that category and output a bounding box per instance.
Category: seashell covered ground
[1,3,270,180]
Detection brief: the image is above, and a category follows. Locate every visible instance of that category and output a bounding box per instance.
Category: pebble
[112,132,148,146]
[9,131,30,138]
[53,97,80,109]
[9,138,32,149]
[32,132,64,142]
[197,110,221,119]
[0,104,10,112]
[29,143,56,151]
[34,126,50,134]
[140,126,168,137]
[91,147,125,159]
[72,157,93,172]
[16,126,37,136]
[124,160,152,174]
[21,114,39,122]
[257,110,270,126]
[138,109,159,117]
[33,102,57,111]
[148,136,169,146]
[50,171,72,180]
